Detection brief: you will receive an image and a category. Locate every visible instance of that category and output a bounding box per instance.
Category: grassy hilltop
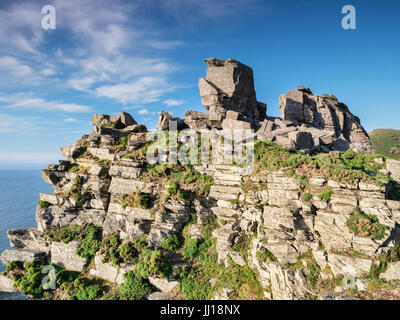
[370,129,400,161]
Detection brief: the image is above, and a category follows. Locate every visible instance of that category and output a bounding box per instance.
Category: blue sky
[0,0,399,169]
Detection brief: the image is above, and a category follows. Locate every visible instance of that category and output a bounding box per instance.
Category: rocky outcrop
[198,58,266,129]
[277,88,372,154]
[0,58,395,301]
[157,111,186,131]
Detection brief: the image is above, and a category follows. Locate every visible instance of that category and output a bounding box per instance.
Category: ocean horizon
[0,169,52,271]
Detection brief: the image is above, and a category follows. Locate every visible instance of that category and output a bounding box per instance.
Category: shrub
[317,187,333,202]
[253,140,388,185]
[12,260,45,299]
[160,234,181,251]
[119,271,152,300]
[44,224,84,243]
[63,176,83,201]
[345,209,387,240]
[163,182,186,201]
[76,224,102,261]
[120,191,151,209]
[38,200,51,209]
[302,193,312,202]
[182,238,200,260]
[135,250,171,279]
[74,284,103,300]
[99,234,139,266]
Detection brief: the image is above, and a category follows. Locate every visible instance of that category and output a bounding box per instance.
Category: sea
[0,170,52,272]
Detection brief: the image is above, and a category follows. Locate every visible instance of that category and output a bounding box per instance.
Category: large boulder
[156,111,186,131]
[91,112,137,129]
[198,58,266,129]
[184,110,209,131]
[279,88,372,154]
[50,241,86,272]
[0,249,47,266]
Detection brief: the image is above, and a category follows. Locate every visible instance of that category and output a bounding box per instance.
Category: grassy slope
[369,129,400,160]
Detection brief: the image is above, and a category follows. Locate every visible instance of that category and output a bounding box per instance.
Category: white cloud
[96,76,174,104]
[0,93,92,113]
[163,99,184,107]
[0,56,33,77]
[64,117,80,123]
[138,109,149,115]
[41,68,56,76]
[0,113,43,134]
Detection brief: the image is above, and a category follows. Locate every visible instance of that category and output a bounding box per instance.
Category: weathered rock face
[198,58,266,129]
[184,110,209,131]
[0,58,393,301]
[278,88,372,154]
[156,111,187,131]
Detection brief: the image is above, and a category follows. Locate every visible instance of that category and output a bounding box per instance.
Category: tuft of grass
[253,140,388,185]
[160,234,181,252]
[63,176,84,202]
[118,271,152,300]
[120,191,151,209]
[317,187,333,202]
[302,193,312,202]
[346,209,387,241]
[256,249,277,264]
[38,200,51,209]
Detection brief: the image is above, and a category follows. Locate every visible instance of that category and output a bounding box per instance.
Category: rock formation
[278,87,372,154]
[1,58,397,301]
[196,58,266,130]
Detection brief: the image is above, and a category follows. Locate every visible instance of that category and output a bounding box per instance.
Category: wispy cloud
[96,76,175,104]
[163,99,184,107]
[64,117,81,123]
[0,113,43,134]
[138,109,149,115]
[0,93,92,113]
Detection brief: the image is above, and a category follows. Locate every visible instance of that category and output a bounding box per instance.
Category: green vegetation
[297,250,321,289]
[45,224,102,262]
[139,164,214,197]
[78,150,99,161]
[321,94,338,102]
[112,136,129,153]
[160,234,181,252]
[134,249,171,279]
[8,260,46,299]
[63,176,84,201]
[96,159,111,166]
[120,191,151,209]
[178,239,264,300]
[164,181,187,201]
[253,140,388,185]
[317,187,333,202]
[369,129,400,161]
[302,193,312,202]
[75,224,102,261]
[256,249,277,264]
[346,209,387,240]
[38,200,51,209]
[99,234,138,265]
[4,260,111,300]
[118,271,152,300]
[68,164,91,174]
[365,245,400,280]
[182,237,201,260]
[44,224,85,243]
